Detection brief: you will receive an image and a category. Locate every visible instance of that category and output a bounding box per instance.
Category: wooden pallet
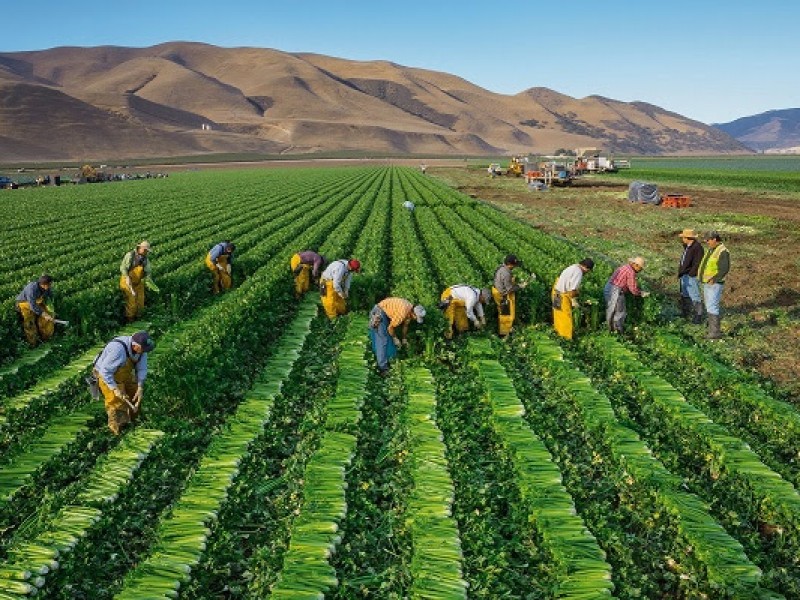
[661,194,692,208]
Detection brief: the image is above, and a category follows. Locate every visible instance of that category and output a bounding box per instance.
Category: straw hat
[629,256,646,269]
[137,240,151,251]
[678,228,697,239]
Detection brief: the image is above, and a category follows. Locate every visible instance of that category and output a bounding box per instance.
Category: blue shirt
[95,336,148,390]
[209,242,233,264]
[16,281,52,315]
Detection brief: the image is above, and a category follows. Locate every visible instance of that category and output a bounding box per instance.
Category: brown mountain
[0,42,750,162]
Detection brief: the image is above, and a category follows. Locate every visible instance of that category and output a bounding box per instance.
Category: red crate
[661,194,692,208]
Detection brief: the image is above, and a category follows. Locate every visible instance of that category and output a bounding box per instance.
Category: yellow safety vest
[700,244,727,283]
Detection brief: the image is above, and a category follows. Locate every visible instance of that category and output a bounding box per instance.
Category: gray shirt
[493,265,519,295]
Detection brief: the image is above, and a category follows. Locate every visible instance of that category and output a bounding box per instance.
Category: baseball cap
[131,331,155,352]
[413,305,426,323]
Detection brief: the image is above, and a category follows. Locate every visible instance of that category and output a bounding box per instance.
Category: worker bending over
[206,241,236,294]
[604,257,649,334]
[120,241,159,322]
[492,254,528,337]
[16,274,55,347]
[319,258,360,319]
[439,284,490,339]
[552,258,594,340]
[93,331,155,435]
[368,297,426,375]
[290,250,326,298]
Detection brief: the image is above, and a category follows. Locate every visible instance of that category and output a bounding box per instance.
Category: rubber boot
[692,302,704,325]
[707,314,722,340]
[680,296,691,318]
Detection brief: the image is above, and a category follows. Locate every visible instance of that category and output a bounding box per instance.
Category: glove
[641,291,651,298]
[401,339,409,347]
[43,312,55,322]
[145,280,160,293]
[392,336,402,347]
[132,386,143,406]
[571,297,579,308]
[226,264,232,274]
[113,387,124,399]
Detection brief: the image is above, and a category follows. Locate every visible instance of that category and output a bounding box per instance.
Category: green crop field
[1,167,799,599]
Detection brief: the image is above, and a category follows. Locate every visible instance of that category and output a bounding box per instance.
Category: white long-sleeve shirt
[554,264,585,294]
[448,285,484,323]
[321,259,352,295]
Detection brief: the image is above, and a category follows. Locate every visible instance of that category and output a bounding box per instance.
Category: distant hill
[713,109,800,153]
[0,42,751,162]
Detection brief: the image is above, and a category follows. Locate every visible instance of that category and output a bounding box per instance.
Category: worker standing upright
[698,231,730,340]
[319,258,361,319]
[492,254,527,337]
[120,241,158,322]
[368,296,426,375]
[15,274,56,347]
[439,284,489,339]
[206,241,236,294]
[290,250,326,298]
[552,258,594,340]
[676,228,704,323]
[93,331,155,435]
[604,257,649,334]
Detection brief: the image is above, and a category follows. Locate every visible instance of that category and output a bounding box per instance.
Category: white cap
[137,240,151,251]
[413,305,426,323]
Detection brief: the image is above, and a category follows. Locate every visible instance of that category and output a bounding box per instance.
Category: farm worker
[492,254,528,337]
[420,163,427,175]
[319,258,361,319]
[94,331,155,435]
[698,231,730,340]
[290,250,326,298]
[206,241,236,294]
[439,285,490,339]
[677,228,704,323]
[403,200,415,211]
[368,297,426,375]
[120,241,159,322]
[604,257,649,334]
[15,274,55,347]
[552,258,594,340]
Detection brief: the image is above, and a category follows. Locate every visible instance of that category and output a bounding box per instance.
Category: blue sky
[3,0,797,124]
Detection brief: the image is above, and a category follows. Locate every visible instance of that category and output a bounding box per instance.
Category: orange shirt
[378,297,414,334]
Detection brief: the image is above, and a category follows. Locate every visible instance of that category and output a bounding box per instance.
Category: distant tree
[554,148,576,156]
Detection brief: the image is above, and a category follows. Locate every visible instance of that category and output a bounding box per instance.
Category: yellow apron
[96,357,140,435]
[320,279,346,319]
[552,282,576,340]
[290,253,311,297]
[441,287,470,339]
[492,287,516,337]
[120,265,145,321]
[207,253,232,294]
[16,298,54,347]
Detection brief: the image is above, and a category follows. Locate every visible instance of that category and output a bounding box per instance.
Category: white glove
[401,339,409,347]
[641,291,651,298]
[475,319,484,329]
[113,387,124,399]
[226,264,232,274]
[218,264,226,271]
[392,336,402,347]
[132,386,143,405]
[43,312,55,322]
[571,297,579,308]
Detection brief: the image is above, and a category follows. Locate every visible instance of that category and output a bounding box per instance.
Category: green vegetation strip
[271,315,369,597]
[469,337,614,599]
[0,429,164,596]
[114,299,318,599]
[406,366,467,599]
[526,329,772,597]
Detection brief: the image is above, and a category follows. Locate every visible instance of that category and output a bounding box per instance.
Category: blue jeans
[368,305,397,370]
[703,283,724,316]
[680,275,701,303]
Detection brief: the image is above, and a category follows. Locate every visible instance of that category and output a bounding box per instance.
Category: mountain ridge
[0,42,752,161]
